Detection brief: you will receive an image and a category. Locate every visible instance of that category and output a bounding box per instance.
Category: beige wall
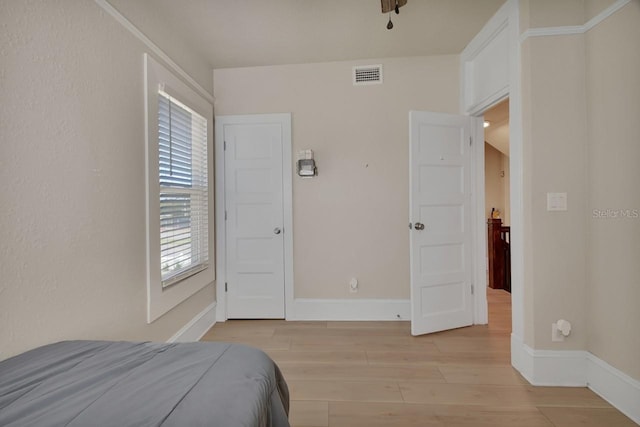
[503,153,511,227]
[521,33,589,351]
[584,0,617,21]
[520,0,585,29]
[106,0,213,95]
[585,0,640,381]
[521,0,619,31]
[214,56,459,299]
[485,144,509,224]
[0,0,215,359]
[520,1,639,380]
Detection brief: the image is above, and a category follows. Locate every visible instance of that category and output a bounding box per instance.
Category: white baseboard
[511,334,587,386]
[167,302,216,343]
[511,336,640,424]
[587,353,640,425]
[522,345,588,386]
[510,333,525,373]
[288,298,410,321]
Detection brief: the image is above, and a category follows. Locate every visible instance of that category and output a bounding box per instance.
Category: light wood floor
[201,289,636,427]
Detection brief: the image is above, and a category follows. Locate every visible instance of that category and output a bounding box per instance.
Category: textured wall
[485,144,508,223]
[0,0,215,359]
[520,0,585,29]
[586,0,640,381]
[519,1,639,381]
[214,56,459,299]
[521,33,589,351]
[102,0,213,94]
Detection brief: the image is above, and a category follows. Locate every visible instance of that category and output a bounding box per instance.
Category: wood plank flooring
[201,289,637,427]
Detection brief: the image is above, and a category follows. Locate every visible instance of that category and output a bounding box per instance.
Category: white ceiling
[109,0,507,69]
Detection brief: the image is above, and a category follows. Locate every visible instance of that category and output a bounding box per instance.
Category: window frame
[157,91,209,288]
[144,54,214,323]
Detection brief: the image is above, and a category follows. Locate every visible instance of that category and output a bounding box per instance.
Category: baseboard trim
[587,353,640,424]
[521,344,588,386]
[512,337,640,424]
[510,333,526,374]
[167,302,216,343]
[288,298,410,321]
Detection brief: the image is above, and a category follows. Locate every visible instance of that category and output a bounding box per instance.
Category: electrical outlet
[551,322,565,342]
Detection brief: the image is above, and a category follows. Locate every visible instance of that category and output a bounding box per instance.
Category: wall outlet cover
[349,278,358,293]
[552,322,565,342]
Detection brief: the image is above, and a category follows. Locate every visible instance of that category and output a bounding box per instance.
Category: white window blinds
[158,91,209,287]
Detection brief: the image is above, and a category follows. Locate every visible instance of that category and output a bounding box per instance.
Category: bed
[0,340,290,427]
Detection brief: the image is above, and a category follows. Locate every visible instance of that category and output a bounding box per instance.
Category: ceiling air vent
[353,64,383,86]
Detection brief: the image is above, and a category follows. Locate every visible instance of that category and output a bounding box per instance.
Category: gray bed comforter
[0,340,290,427]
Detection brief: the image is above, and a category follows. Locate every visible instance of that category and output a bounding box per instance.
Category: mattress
[0,340,290,427]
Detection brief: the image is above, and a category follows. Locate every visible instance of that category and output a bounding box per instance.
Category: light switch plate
[547,192,567,211]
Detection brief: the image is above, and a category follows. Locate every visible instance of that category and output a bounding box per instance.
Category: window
[158,92,209,287]
[145,54,214,322]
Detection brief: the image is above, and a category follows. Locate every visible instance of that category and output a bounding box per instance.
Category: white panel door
[410,111,475,336]
[224,120,285,318]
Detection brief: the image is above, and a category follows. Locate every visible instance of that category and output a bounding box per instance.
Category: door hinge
[225,282,228,292]
[471,284,474,295]
[469,136,473,146]
[224,140,227,151]
[224,210,227,221]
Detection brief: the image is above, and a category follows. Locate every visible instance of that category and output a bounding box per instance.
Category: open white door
[410,111,477,336]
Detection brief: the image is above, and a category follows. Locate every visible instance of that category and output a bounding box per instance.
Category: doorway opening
[483,98,512,333]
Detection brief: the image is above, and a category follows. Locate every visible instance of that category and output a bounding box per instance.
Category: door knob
[274,227,282,235]
[414,222,425,230]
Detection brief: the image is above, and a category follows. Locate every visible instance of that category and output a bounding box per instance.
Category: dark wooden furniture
[488,218,511,292]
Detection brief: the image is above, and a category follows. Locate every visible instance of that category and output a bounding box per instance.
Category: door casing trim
[460,0,520,336]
